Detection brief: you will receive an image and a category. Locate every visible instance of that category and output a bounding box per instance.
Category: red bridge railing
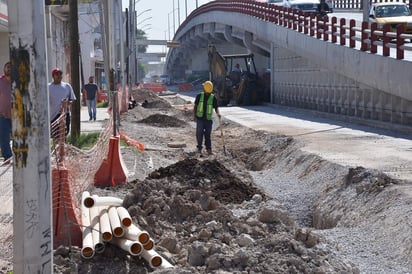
[177,0,412,60]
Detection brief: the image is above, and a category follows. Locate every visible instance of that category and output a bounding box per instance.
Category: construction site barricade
[177,83,193,92]
[97,90,108,103]
[142,83,167,92]
[94,135,128,187]
[52,168,82,248]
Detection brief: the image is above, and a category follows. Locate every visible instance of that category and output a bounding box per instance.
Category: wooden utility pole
[8,0,53,272]
[69,0,81,140]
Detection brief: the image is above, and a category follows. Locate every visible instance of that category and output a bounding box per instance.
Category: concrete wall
[0,32,9,67]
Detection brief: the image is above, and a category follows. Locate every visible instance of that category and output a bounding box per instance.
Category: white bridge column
[8,0,53,272]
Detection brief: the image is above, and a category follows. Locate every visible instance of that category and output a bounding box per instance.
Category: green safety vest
[196,92,214,120]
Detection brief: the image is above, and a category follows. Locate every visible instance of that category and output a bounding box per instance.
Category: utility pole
[131,0,136,85]
[126,8,130,86]
[8,0,53,272]
[69,0,81,140]
[173,0,176,35]
[178,0,180,26]
[118,0,127,112]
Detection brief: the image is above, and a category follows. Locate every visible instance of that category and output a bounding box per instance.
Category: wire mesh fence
[0,108,113,267]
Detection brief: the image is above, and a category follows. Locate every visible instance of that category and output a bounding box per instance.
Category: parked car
[159,74,170,85]
[267,0,333,14]
[369,2,412,36]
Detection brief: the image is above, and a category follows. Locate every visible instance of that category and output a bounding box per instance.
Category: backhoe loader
[207,44,265,106]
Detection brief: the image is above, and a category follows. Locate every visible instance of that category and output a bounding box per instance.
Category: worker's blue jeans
[196,118,213,151]
[0,117,12,159]
[87,99,97,120]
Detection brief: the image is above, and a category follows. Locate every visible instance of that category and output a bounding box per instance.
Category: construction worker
[193,81,220,156]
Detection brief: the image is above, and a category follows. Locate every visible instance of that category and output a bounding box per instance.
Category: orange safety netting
[51,110,113,247]
[119,130,145,151]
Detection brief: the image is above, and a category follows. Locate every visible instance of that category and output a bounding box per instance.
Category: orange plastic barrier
[94,136,128,187]
[97,90,108,102]
[52,168,82,248]
[119,130,145,151]
[142,83,167,92]
[178,83,193,92]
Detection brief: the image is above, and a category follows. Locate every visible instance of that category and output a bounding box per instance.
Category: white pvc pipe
[83,194,123,208]
[99,207,113,242]
[141,249,171,268]
[108,206,124,237]
[143,238,154,250]
[111,238,143,256]
[116,206,132,227]
[124,223,150,244]
[89,206,105,253]
[81,192,95,259]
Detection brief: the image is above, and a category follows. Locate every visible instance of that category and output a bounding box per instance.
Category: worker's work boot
[198,149,203,157]
[207,149,213,156]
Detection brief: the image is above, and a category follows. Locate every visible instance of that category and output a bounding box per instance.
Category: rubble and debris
[50,88,412,273]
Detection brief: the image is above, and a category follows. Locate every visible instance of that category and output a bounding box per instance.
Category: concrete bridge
[165,0,412,128]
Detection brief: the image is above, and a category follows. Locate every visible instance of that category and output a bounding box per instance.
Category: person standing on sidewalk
[83,76,98,121]
[0,61,12,163]
[193,80,220,156]
[49,68,76,136]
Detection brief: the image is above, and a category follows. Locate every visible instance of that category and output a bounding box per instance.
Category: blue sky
[122,0,212,52]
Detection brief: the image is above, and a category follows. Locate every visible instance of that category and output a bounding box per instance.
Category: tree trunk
[69,0,81,140]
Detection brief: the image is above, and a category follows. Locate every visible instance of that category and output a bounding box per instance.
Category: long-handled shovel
[218,116,227,155]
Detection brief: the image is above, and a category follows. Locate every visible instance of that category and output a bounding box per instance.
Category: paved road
[178,91,412,181]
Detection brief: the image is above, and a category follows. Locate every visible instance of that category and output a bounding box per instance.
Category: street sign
[166,41,180,48]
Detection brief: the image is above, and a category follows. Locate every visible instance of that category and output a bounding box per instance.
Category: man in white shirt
[48,68,76,137]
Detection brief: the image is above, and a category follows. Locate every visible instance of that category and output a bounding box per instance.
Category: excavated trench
[134,91,412,271]
[56,90,411,273]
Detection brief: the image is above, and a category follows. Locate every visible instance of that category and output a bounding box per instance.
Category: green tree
[136,29,148,82]
[136,29,148,54]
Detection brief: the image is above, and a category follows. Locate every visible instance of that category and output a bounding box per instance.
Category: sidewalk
[80,105,111,133]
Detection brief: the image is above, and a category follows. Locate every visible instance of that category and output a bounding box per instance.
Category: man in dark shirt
[83,76,98,121]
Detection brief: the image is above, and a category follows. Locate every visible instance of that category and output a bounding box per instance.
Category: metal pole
[173,0,176,35]
[185,0,188,18]
[168,13,171,40]
[9,0,53,272]
[178,0,180,26]
[196,0,198,8]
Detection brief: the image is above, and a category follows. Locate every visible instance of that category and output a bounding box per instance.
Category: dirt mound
[131,88,161,103]
[144,158,265,205]
[139,114,187,128]
[117,157,356,273]
[130,88,173,109]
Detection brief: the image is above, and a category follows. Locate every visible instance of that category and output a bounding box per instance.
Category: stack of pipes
[80,191,173,269]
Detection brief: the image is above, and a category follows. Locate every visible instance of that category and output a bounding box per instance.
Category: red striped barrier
[142,83,167,92]
[178,83,193,92]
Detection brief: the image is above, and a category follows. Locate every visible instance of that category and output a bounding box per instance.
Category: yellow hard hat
[202,81,213,93]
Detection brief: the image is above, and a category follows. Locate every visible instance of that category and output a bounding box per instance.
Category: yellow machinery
[207,44,264,106]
